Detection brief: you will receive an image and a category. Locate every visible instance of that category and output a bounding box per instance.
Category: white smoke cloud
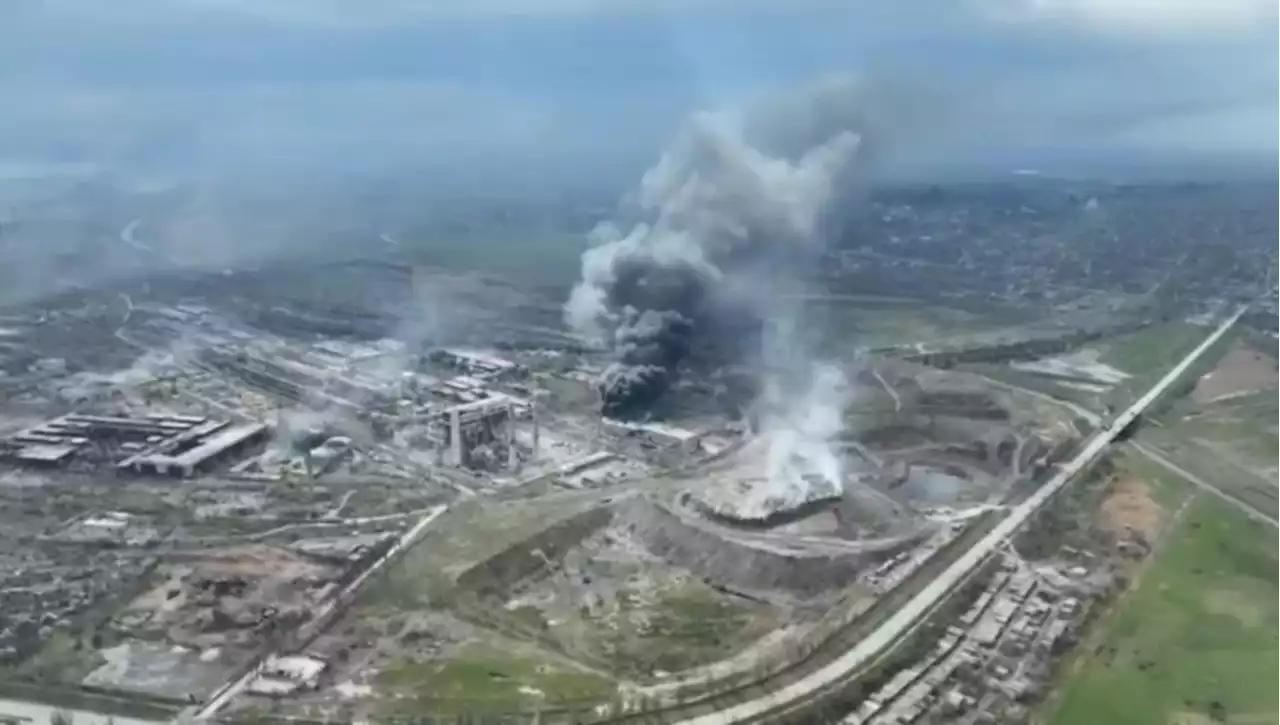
[566,110,860,338]
[757,361,853,504]
[34,0,909,26]
[634,111,860,247]
[565,76,872,511]
[978,0,1277,35]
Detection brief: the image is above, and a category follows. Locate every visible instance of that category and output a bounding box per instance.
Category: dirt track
[1192,342,1277,404]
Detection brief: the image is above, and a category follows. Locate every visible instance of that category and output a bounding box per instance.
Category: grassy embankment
[1048,494,1278,725]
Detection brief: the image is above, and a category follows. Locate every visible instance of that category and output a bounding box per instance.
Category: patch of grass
[1166,391,1279,474]
[651,588,753,651]
[1176,390,1277,422]
[6,627,108,684]
[0,679,182,721]
[509,604,550,631]
[1178,417,1279,464]
[1112,449,1195,510]
[1049,497,1279,725]
[359,497,597,612]
[379,644,616,716]
[963,362,1109,415]
[803,298,1034,356]
[404,231,586,287]
[1099,323,1210,378]
[603,583,760,677]
[1136,429,1278,520]
[1100,324,1242,419]
[822,305,1015,350]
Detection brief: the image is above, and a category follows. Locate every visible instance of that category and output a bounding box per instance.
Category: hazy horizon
[2,0,1276,188]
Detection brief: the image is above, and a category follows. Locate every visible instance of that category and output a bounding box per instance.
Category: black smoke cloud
[565,77,880,419]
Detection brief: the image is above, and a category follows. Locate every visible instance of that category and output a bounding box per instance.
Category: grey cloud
[977,0,1278,36]
[566,75,874,418]
[31,0,928,26]
[0,80,573,176]
[0,0,1273,182]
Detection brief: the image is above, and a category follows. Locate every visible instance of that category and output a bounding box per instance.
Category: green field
[404,230,586,286]
[1049,496,1279,725]
[1094,322,1246,420]
[598,581,766,677]
[1111,450,1197,511]
[1183,390,1278,420]
[361,496,599,610]
[1166,390,1278,475]
[962,362,1110,416]
[1171,420,1278,475]
[1099,323,1211,379]
[379,643,616,716]
[962,322,1234,423]
[804,302,1028,354]
[853,307,1007,346]
[1137,376,1278,521]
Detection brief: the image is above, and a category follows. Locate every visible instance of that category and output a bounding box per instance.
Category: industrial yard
[0,255,1194,725]
[0,80,1274,723]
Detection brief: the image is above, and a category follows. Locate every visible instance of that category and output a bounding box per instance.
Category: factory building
[0,412,267,478]
[431,398,529,470]
[602,418,702,454]
[429,348,528,381]
[120,422,269,478]
[248,654,329,696]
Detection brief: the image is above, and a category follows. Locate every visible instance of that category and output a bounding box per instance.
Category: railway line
[593,511,1001,724]
[590,307,1245,725]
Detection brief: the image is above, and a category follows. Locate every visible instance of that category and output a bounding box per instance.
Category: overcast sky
[2,0,1276,184]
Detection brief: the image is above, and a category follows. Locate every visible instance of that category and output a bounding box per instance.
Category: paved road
[871,367,901,412]
[119,217,153,253]
[677,307,1246,725]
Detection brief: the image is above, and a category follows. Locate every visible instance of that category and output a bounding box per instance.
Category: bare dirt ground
[123,545,338,639]
[1192,343,1278,404]
[1098,474,1164,542]
[194,544,335,577]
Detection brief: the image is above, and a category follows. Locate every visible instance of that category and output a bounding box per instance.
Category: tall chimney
[506,401,519,470]
[531,397,540,462]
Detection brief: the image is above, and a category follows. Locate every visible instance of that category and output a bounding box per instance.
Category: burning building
[564,77,881,418]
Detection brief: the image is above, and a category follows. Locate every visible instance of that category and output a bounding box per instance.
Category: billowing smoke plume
[759,361,853,503]
[565,77,879,418]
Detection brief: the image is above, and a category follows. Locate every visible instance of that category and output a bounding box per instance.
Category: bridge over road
[678,306,1247,725]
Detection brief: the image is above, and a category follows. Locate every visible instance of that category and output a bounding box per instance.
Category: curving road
[871,367,901,412]
[119,217,153,253]
[676,306,1246,725]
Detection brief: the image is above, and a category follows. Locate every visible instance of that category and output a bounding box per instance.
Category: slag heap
[565,78,876,419]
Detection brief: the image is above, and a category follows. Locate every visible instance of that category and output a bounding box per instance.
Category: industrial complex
[0,58,1275,725]
[0,238,1260,725]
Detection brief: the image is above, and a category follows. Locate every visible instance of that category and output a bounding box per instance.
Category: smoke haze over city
[1,0,1275,188]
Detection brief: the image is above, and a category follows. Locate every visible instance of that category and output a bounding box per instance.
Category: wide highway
[678,306,1247,725]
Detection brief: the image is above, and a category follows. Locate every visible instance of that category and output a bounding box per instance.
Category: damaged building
[1,412,267,477]
[428,348,529,382]
[428,397,534,471]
